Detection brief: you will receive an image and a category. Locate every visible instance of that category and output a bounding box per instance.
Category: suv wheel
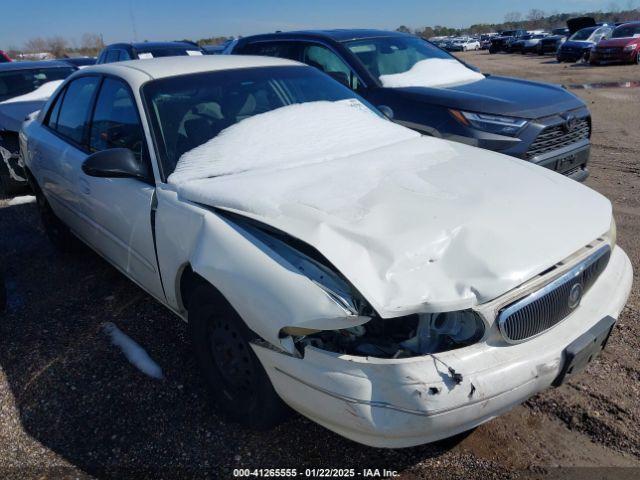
[188,284,289,429]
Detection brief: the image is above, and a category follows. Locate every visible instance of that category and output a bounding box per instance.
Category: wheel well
[178,265,231,315]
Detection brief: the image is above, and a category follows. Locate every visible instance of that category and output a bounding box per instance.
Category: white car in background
[20,56,632,448]
[452,37,480,51]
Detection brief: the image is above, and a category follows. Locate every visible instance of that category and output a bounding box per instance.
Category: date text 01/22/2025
[233,468,400,478]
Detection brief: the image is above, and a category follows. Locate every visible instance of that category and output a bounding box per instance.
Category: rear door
[35,75,100,237]
[81,76,164,299]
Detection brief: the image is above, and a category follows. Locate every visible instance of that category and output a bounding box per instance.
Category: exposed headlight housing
[400,311,485,355]
[450,109,528,136]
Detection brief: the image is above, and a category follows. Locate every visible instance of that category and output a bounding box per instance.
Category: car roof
[78,55,302,83]
[241,29,410,43]
[0,60,76,72]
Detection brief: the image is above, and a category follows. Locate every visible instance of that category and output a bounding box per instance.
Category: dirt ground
[0,51,639,479]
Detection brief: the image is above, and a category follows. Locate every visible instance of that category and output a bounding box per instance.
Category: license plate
[552,316,616,386]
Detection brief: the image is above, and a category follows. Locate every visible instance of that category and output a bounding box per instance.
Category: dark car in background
[0,51,11,63]
[538,28,571,55]
[489,29,528,53]
[0,60,76,197]
[96,41,205,63]
[232,29,592,181]
[557,25,614,62]
[590,22,640,65]
[62,56,97,68]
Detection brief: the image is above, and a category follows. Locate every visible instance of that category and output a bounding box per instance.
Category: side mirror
[377,105,394,120]
[82,148,149,181]
[326,71,350,88]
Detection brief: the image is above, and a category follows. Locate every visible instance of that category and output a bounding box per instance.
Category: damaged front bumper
[252,246,632,448]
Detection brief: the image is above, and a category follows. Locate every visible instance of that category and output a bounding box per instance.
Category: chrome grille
[525,117,590,159]
[498,245,611,343]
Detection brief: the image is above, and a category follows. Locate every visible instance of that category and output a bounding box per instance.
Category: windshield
[612,24,640,38]
[570,27,597,41]
[552,28,568,35]
[345,36,452,78]
[0,67,74,102]
[143,65,372,178]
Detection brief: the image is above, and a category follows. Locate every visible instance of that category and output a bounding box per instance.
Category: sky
[0,0,624,49]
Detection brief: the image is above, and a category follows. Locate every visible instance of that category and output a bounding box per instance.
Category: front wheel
[635,51,640,65]
[188,284,289,430]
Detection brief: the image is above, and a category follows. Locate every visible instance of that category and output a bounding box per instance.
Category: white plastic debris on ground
[168,100,419,185]
[379,58,485,89]
[0,80,64,104]
[103,322,164,379]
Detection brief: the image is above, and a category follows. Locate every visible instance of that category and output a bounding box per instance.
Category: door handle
[79,178,91,195]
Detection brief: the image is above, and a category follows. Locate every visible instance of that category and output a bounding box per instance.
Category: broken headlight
[296,310,485,359]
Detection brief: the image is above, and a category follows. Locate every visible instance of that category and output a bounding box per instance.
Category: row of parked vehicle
[0,27,633,449]
[486,17,640,65]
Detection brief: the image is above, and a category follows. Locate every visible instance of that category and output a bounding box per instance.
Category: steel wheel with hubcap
[188,284,289,429]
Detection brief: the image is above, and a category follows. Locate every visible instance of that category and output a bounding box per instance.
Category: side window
[105,50,119,63]
[119,49,132,61]
[55,76,100,145]
[46,89,65,129]
[300,44,359,90]
[89,78,144,160]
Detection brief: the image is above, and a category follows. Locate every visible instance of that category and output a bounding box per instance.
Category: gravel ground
[1,51,639,479]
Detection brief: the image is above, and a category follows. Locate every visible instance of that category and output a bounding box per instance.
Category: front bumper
[253,246,632,448]
[533,142,590,182]
[591,49,637,64]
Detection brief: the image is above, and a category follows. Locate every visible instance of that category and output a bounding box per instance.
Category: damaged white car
[21,56,632,448]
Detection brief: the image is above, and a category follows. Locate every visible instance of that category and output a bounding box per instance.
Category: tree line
[398,7,640,37]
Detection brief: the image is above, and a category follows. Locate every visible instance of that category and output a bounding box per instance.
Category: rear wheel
[32,179,83,253]
[636,51,640,65]
[188,284,289,429]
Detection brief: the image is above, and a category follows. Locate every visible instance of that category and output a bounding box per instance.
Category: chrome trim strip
[497,244,611,344]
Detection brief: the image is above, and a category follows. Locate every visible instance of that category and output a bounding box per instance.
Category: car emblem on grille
[568,282,583,309]
[562,114,578,133]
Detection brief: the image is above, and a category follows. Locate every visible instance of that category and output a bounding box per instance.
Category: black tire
[636,51,640,65]
[188,284,289,429]
[33,181,83,253]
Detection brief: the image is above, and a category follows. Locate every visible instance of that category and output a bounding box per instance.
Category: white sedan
[20,56,632,448]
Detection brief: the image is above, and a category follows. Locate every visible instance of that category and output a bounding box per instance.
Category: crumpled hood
[176,136,612,317]
[390,75,585,118]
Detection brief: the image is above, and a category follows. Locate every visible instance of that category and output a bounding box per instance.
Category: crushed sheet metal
[0,145,26,182]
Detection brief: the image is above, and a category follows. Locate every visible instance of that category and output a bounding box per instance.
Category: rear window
[0,67,75,102]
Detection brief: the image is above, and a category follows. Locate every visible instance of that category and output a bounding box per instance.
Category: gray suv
[232,29,591,181]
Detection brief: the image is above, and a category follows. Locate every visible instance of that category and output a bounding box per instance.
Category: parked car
[557,25,614,62]
[0,60,76,197]
[489,29,528,53]
[446,38,480,52]
[62,56,97,68]
[480,33,498,50]
[20,55,632,448]
[521,33,550,54]
[202,39,235,55]
[537,28,571,55]
[0,51,11,63]
[232,29,593,181]
[96,41,205,63]
[590,22,640,65]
